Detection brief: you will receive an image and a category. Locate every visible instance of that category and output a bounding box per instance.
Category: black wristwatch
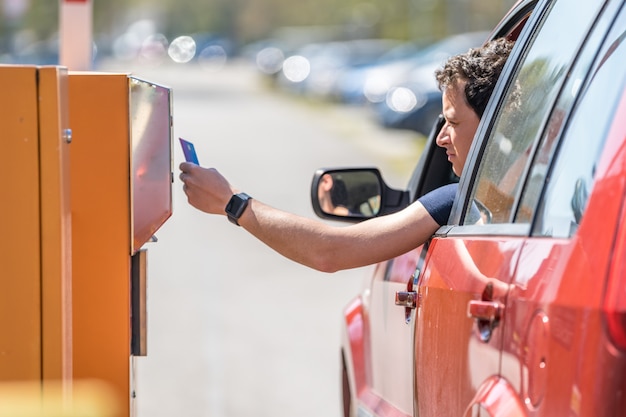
[225,193,252,226]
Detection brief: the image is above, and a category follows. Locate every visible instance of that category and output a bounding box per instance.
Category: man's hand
[179,162,237,215]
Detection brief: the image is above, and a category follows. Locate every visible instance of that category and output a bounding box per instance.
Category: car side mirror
[310,168,410,222]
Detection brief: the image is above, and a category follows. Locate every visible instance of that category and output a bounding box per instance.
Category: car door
[412,0,612,414]
[355,115,454,417]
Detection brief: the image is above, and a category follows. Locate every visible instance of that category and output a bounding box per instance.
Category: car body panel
[367,249,421,416]
[466,376,527,417]
[343,249,421,417]
[415,237,523,416]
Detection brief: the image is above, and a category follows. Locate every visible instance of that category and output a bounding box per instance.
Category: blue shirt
[418,183,458,226]
[418,183,483,226]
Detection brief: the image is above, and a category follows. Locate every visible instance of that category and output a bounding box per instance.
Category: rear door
[497,4,626,415]
[413,0,612,414]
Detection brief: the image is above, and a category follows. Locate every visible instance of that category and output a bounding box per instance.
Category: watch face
[226,193,251,224]
[227,196,244,215]
[226,199,236,213]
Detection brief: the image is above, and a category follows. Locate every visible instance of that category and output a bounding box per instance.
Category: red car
[310,0,626,415]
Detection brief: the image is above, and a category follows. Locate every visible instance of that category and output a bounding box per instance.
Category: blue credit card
[179,138,199,164]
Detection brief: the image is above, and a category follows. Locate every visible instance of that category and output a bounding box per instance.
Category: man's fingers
[179,161,197,173]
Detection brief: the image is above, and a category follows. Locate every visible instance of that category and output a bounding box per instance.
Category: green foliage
[2,0,517,50]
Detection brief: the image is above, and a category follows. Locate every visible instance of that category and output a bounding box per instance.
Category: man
[179,37,514,273]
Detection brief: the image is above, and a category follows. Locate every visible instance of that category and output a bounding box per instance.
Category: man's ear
[320,175,333,191]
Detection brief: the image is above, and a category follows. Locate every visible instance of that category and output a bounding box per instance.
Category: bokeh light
[168,35,196,63]
[386,87,426,113]
[139,34,168,63]
[364,76,392,103]
[198,44,228,72]
[282,55,310,82]
[256,47,285,75]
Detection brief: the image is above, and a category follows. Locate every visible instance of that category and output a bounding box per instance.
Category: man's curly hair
[435,37,514,118]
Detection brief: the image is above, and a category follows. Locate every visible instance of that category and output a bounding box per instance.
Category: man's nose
[435,125,449,147]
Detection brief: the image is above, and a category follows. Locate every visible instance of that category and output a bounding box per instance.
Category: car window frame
[446,0,549,234]
[446,0,612,238]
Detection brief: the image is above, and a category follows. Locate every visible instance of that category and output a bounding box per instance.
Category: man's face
[436,80,480,177]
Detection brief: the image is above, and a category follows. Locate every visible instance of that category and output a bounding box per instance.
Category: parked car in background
[370,31,489,136]
[329,41,423,105]
[310,0,626,415]
[276,39,400,98]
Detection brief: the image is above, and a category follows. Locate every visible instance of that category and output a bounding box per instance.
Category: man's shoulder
[427,182,458,200]
[418,182,459,226]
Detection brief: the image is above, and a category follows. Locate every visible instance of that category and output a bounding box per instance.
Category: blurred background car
[276,38,401,98]
[330,41,424,105]
[369,31,489,136]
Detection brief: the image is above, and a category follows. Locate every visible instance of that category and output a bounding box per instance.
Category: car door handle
[468,300,504,343]
[395,291,418,308]
[467,300,502,321]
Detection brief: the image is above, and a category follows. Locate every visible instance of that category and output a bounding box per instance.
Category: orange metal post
[68,73,132,414]
[0,65,42,382]
[0,65,73,395]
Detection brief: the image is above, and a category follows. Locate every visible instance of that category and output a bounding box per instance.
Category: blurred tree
[21,2,56,37]
[0,0,517,57]
[93,0,133,34]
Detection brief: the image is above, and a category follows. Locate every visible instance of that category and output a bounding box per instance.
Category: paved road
[101,58,423,417]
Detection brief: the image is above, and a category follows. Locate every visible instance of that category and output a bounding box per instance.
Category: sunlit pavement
[96,57,422,417]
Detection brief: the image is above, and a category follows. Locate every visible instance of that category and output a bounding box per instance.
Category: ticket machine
[0,66,173,417]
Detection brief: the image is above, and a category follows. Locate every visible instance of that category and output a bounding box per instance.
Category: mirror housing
[310,168,410,222]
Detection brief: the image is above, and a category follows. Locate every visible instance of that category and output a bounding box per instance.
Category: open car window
[406,4,535,206]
